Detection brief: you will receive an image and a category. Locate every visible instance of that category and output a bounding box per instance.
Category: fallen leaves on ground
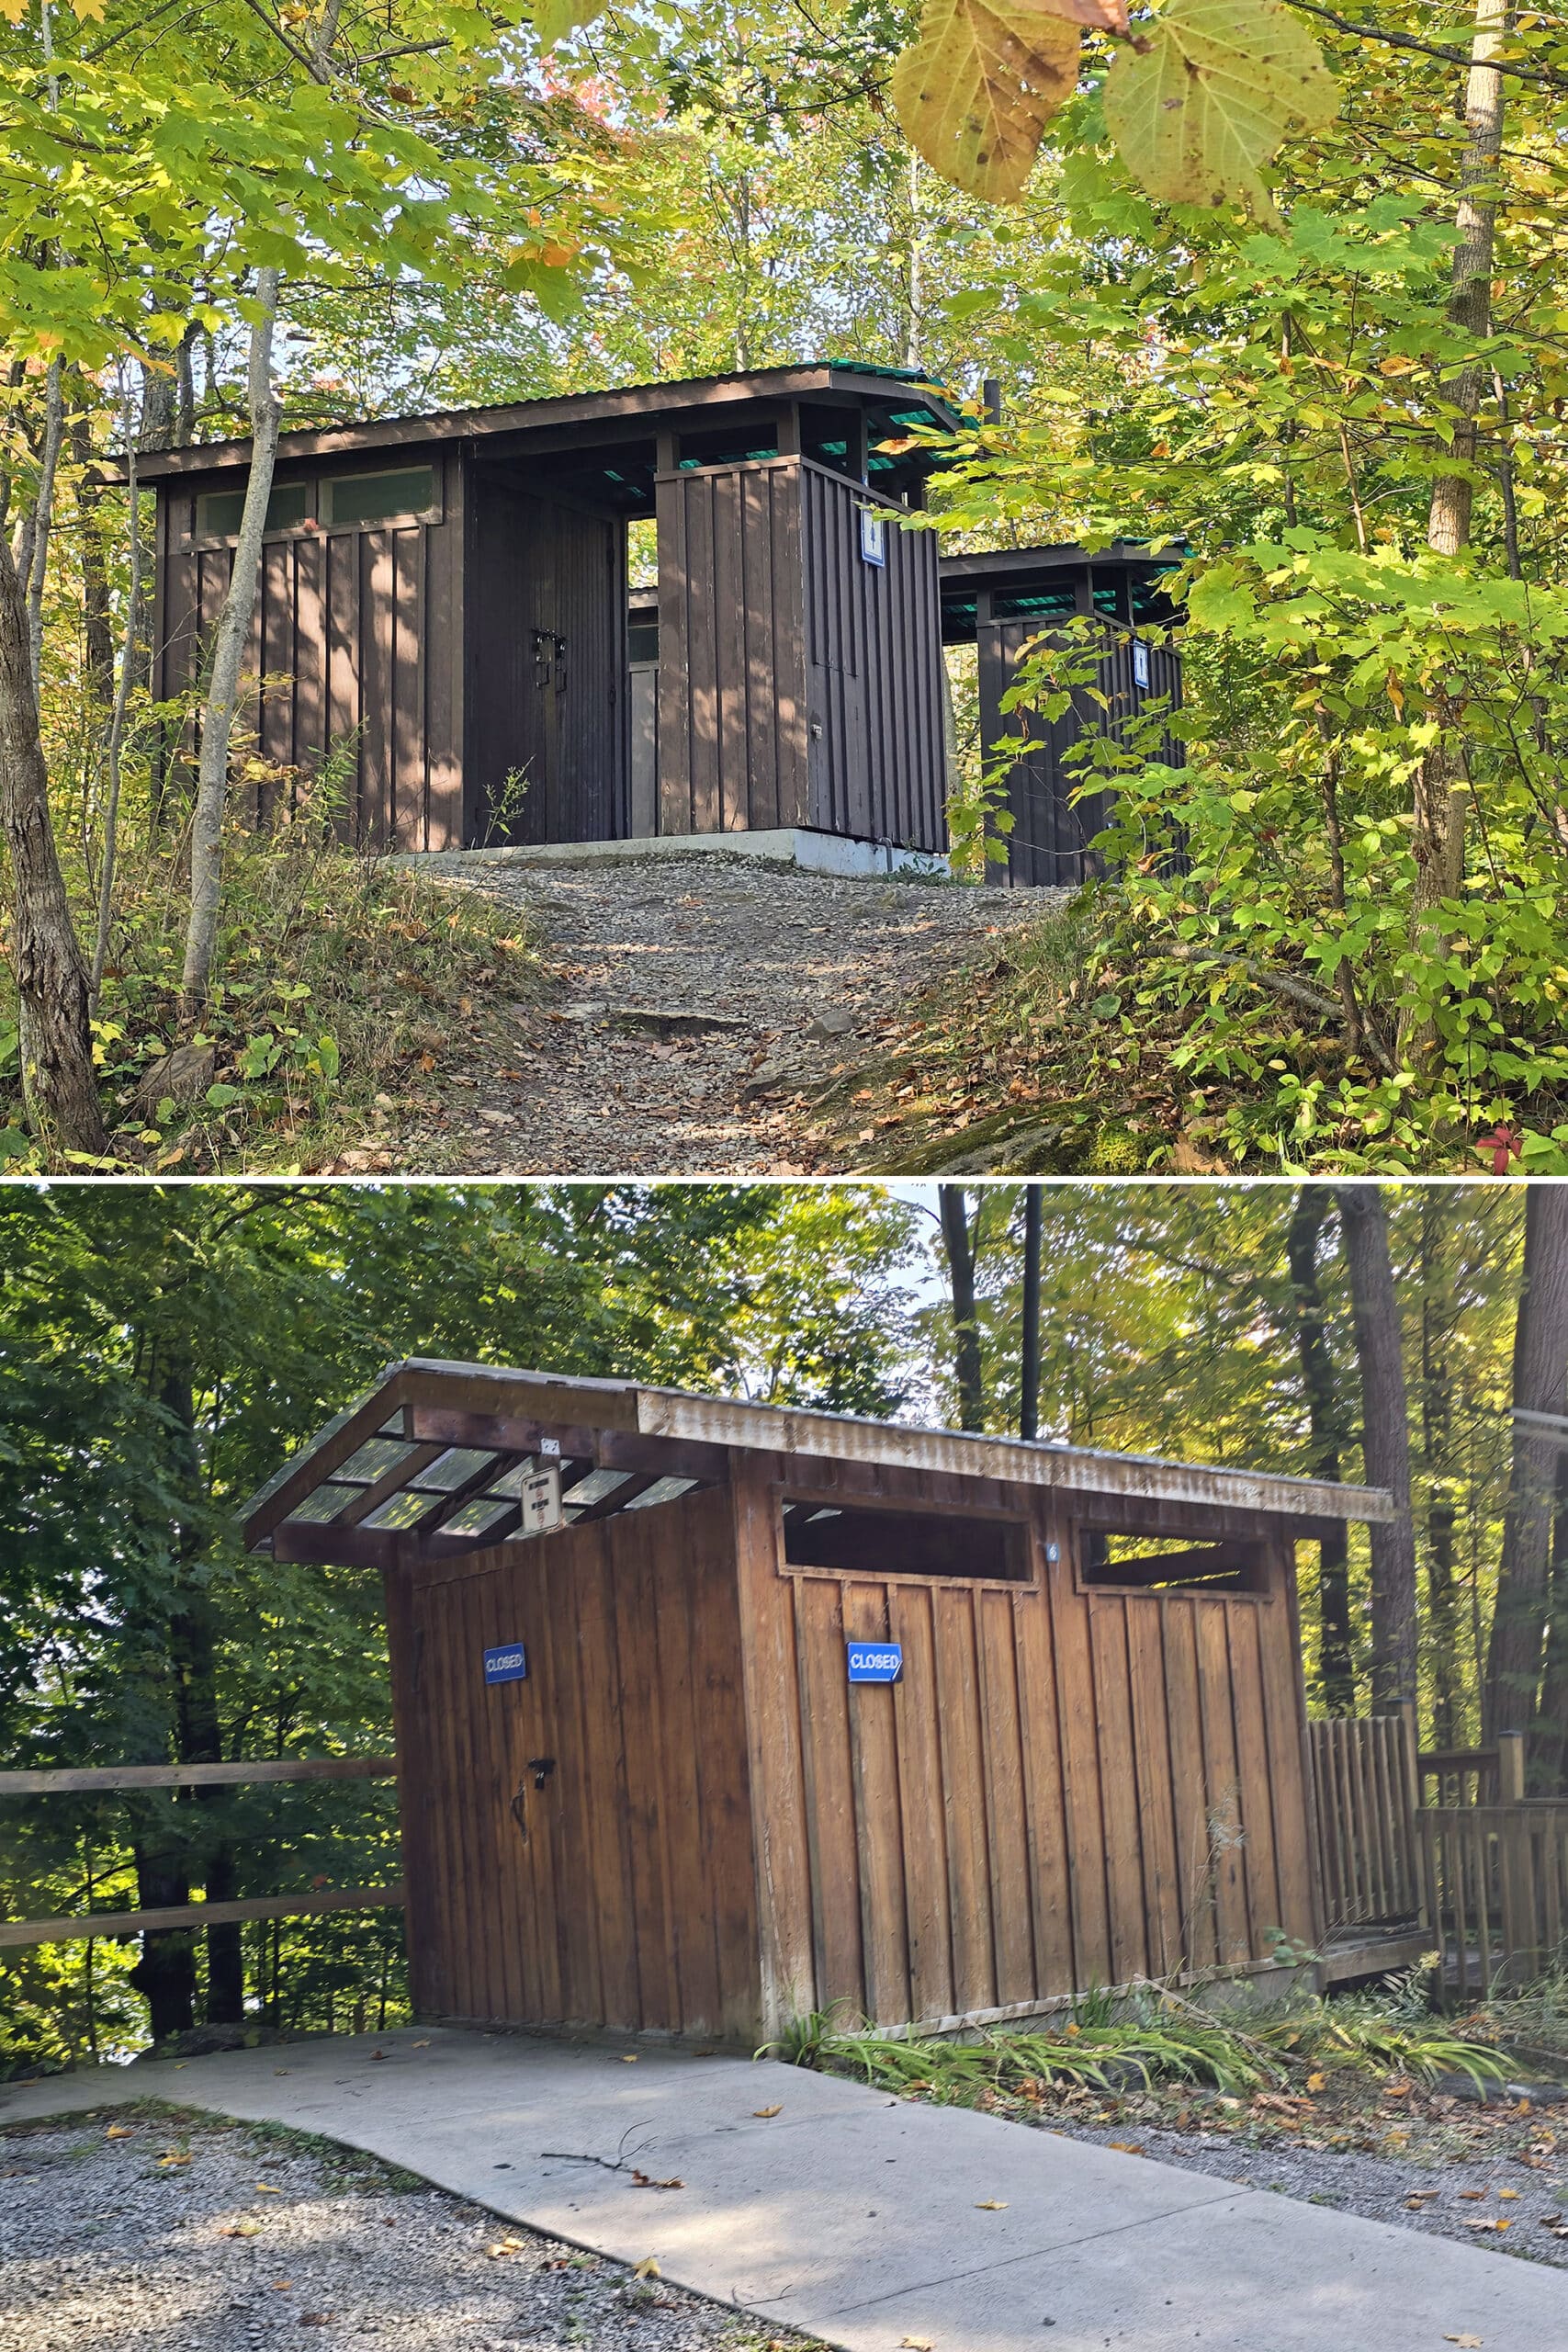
[255,2182,281,2194]
[631,2170,684,2189]
[486,2238,526,2259]
[752,2105,783,2119]
[975,2198,1009,2209]
[105,2126,135,2140]
[634,2256,660,2278]
[1444,2336,1483,2347]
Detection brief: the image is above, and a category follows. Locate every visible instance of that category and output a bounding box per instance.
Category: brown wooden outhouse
[131,366,960,861]
[940,543,1187,887]
[244,1361,1390,2047]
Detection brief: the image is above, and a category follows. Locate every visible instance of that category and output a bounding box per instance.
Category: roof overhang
[242,1359,1394,1574]
[105,365,967,486]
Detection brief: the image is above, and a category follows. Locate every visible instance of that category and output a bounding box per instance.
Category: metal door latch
[526,1757,556,1789]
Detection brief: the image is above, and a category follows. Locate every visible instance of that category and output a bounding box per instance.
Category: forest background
[1,1177,1565,2065]
[2,0,1567,1172]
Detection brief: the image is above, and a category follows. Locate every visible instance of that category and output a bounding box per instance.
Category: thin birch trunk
[91,392,142,1004]
[25,357,64,706]
[179,267,281,1023]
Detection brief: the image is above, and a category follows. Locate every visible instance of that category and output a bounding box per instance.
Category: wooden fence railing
[0,1756,401,1950]
[1309,1709,1421,1932]
[1417,1736,1526,1811]
[1417,1803,1568,2000]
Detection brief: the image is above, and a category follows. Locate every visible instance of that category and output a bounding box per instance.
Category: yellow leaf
[634,2257,660,2278]
[752,2105,783,2119]
[1102,0,1338,220]
[535,0,602,44]
[1497,2188,1519,2199]
[105,2125,135,2139]
[67,0,107,17]
[890,0,1081,205]
[255,2183,281,2194]
[622,2053,639,2063]
[1444,2339,1483,2349]
[0,0,28,23]
[901,2338,934,2349]
[1305,2072,1325,2092]
[975,2198,1008,2209]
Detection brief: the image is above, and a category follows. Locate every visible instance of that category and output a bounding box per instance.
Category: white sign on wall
[860,508,886,569]
[520,1463,563,1533]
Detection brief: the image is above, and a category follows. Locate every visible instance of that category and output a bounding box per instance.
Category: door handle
[527,1756,556,1789]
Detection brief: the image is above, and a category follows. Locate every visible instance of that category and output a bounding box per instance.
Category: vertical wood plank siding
[801,462,945,852]
[732,1453,1313,2040]
[656,458,809,836]
[1308,1713,1421,1930]
[399,1486,759,2039]
[979,619,1185,888]
[150,453,464,849]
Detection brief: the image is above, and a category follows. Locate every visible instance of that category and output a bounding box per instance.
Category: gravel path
[0,2110,810,2352]
[378,856,1065,1176]
[1054,2107,1568,2270]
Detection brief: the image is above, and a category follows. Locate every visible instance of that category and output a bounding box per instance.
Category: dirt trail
[375,856,1065,1176]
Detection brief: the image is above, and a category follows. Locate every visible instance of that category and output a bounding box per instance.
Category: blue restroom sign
[846,1641,902,1685]
[483,1642,528,1686]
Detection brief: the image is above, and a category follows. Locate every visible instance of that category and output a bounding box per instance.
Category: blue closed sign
[847,1641,902,1685]
[483,1643,528,1685]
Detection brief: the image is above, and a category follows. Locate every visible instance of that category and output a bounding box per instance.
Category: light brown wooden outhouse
[244,1361,1392,2045]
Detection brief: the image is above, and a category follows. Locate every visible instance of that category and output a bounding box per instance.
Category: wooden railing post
[1496,1732,1527,1805]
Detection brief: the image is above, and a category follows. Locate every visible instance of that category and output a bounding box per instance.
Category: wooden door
[403,1489,760,2039]
[468,477,628,846]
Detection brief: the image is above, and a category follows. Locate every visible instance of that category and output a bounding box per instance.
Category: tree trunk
[1483,1183,1568,1747]
[1285,1185,1356,1709]
[939,1184,985,1430]
[24,358,64,706]
[159,1368,245,2024]
[1418,1192,1464,1745]
[180,267,281,1023]
[68,400,116,706]
[91,412,143,1002]
[1405,0,1509,1052]
[1020,1185,1043,1440]
[129,1825,197,2043]
[1337,1187,1419,1707]
[1533,1454,1568,1794]
[0,531,106,1154]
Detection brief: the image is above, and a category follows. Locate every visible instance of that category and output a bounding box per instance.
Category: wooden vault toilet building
[245,1362,1392,2047]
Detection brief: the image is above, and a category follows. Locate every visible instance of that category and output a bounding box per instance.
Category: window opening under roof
[197,481,309,539]
[1077,1530,1268,1595]
[409,1446,500,1491]
[677,421,779,469]
[781,1498,1030,1583]
[322,465,436,529]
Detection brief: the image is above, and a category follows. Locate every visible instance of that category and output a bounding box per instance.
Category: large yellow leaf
[1103,0,1338,218]
[534,0,602,46]
[891,0,1083,205]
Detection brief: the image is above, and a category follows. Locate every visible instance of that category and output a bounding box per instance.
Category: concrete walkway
[4,2027,1562,2350]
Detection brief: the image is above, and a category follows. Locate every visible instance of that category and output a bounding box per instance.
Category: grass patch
[1,816,541,1175]
[784,1981,1516,2109]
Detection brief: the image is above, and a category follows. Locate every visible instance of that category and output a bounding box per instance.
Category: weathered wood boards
[730,1453,1316,2040]
[243,1363,1387,2048]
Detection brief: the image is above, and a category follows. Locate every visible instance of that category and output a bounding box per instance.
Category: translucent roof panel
[362,1488,446,1532]
[439,1497,517,1539]
[335,1436,423,1485]
[287,1483,356,1524]
[561,1467,634,1507]
[410,1447,502,1491]
[623,1476,698,1511]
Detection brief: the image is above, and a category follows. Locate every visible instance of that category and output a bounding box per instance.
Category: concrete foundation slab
[4,2028,1562,2351]
[394,829,953,880]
